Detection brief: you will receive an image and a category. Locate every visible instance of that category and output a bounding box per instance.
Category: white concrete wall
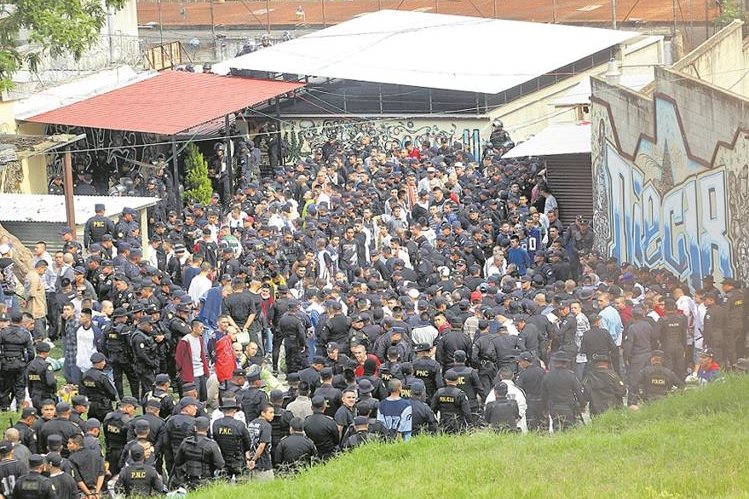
[495,36,663,142]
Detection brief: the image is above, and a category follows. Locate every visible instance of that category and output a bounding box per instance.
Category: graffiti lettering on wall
[275,118,484,163]
[592,96,749,289]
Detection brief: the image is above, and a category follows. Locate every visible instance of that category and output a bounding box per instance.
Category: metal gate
[544,153,593,227]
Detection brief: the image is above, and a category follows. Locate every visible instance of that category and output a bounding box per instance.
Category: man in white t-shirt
[188,262,214,305]
[175,319,210,401]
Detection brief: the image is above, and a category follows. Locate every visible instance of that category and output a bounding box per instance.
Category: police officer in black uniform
[103,396,137,475]
[11,454,56,499]
[173,416,224,489]
[69,395,89,433]
[303,396,339,460]
[0,311,34,410]
[552,300,577,356]
[46,452,77,499]
[657,298,688,377]
[127,398,165,469]
[541,352,584,432]
[117,444,166,496]
[25,343,56,412]
[638,350,684,403]
[238,365,269,422]
[435,322,472,368]
[130,317,161,397]
[111,274,135,310]
[13,408,39,454]
[162,396,198,481]
[341,416,371,450]
[211,398,252,478]
[38,402,82,458]
[722,278,745,367]
[0,440,27,497]
[491,326,525,375]
[431,370,472,434]
[114,208,138,242]
[582,354,626,416]
[412,343,442,401]
[483,383,520,432]
[121,418,157,471]
[142,374,176,420]
[278,300,308,374]
[409,381,438,436]
[167,303,192,385]
[447,350,484,420]
[515,352,545,431]
[103,307,138,399]
[79,352,118,421]
[471,320,498,396]
[274,417,317,473]
[83,204,115,250]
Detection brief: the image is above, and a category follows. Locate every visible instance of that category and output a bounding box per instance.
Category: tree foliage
[0,0,127,92]
[715,0,747,27]
[183,144,213,205]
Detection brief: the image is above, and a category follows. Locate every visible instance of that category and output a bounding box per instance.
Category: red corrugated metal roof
[24,71,303,135]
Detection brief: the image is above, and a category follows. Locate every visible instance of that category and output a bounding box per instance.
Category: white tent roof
[503,122,591,158]
[552,73,653,106]
[212,10,638,94]
[0,194,160,224]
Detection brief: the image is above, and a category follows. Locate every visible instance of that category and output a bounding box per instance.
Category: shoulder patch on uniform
[48,365,53,371]
[140,343,145,348]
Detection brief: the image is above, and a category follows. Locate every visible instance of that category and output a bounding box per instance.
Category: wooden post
[63,147,75,232]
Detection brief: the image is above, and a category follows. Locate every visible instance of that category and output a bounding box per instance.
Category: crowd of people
[0,126,745,497]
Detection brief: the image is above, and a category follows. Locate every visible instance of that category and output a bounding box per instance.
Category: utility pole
[266,0,271,33]
[611,0,617,29]
[704,0,709,39]
[210,0,217,58]
[322,0,326,27]
[158,0,164,46]
[493,0,497,18]
[672,0,678,36]
[552,0,557,23]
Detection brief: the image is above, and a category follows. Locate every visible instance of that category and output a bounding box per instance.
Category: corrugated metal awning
[503,122,591,158]
[0,194,161,223]
[23,72,303,135]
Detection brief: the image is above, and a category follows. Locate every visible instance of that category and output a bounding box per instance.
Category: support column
[171,138,181,208]
[63,147,75,232]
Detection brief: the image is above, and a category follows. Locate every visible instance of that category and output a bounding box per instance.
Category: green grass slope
[194,377,749,499]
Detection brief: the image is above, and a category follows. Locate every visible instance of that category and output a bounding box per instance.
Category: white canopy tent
[212,10,639,94]
[503,122,591,158]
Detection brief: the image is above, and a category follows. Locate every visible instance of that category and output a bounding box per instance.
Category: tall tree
[0,0,127,92]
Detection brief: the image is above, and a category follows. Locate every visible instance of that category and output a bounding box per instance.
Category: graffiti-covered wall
[591,67,749,289]
[271,116,489,164]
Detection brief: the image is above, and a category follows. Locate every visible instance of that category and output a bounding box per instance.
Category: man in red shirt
[351,343,380,378]
[214,325,239,389]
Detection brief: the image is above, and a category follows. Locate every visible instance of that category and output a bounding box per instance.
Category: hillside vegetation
[194,377,749,499]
